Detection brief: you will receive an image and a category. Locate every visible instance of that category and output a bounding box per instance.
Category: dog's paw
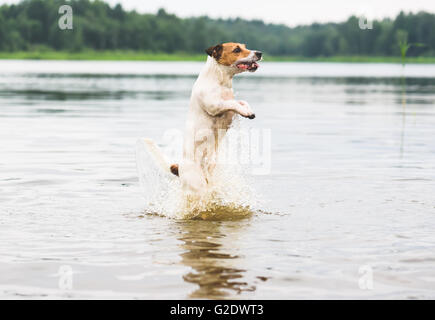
[238,100,255,119]
[240,112,256,119]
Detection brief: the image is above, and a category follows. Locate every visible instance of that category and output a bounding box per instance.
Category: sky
[2,0,435,26]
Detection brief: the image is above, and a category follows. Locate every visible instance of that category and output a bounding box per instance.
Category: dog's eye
[233,47,241,53]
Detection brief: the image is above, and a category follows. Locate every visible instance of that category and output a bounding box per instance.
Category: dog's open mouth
[236,61,259,71]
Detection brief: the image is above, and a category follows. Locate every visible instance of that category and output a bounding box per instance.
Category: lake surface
[0,60,434,299]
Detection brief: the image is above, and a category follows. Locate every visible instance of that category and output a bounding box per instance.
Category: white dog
[144,42,262,196]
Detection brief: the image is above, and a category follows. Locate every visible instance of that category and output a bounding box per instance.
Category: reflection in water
[174,220,255,299]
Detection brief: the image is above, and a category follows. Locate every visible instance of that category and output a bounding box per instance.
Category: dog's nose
[255,51,262,59]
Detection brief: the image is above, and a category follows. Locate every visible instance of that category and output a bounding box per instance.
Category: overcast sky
[3,0,435,26]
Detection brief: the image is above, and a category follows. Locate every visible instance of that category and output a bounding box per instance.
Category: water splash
[135,125,260,220]
[135,138,181,217]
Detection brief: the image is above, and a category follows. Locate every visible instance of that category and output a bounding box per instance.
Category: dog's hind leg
[179,161,207,195]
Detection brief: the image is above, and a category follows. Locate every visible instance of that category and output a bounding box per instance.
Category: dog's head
[205,42,262,72]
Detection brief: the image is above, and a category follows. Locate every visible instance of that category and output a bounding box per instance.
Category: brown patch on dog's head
[219,43,251,66]
[206,42,251,66]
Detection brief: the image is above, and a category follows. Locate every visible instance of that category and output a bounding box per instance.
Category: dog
[142,43,262,197]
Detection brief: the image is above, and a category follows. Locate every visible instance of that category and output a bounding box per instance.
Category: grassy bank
[1,50,435,64]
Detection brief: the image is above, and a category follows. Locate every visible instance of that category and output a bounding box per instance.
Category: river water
[0,60,434,299]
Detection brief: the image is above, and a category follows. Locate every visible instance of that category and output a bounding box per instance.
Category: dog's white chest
[221,87,234,100]
[215,87,235,129]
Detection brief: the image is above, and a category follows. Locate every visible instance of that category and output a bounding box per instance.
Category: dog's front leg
[200,94,255,119]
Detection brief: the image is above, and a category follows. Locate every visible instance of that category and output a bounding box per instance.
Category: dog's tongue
[237,62,259,70]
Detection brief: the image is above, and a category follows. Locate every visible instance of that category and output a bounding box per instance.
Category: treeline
[0,0,434,56]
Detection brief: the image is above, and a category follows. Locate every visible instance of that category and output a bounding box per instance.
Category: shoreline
[1,51,435,64]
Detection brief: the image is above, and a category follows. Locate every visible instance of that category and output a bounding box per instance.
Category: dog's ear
[205,44,223,60]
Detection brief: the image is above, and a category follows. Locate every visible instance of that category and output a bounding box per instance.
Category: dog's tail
[139,138,179,177]
[170,164,179,176]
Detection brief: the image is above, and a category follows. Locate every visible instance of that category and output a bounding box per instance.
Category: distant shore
[1,50,435,64]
